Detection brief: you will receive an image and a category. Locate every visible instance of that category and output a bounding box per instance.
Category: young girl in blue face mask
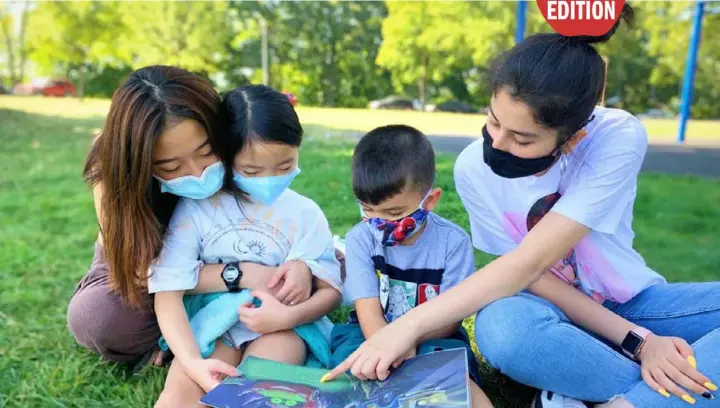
[150,85,342,408]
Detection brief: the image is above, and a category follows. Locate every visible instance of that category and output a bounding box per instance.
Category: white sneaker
[532,390,587,408]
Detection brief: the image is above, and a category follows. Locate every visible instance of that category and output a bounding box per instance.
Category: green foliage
[229,0,393,107]
[17,0,720,118]
[120,1,232,75]
[0,1,30,86]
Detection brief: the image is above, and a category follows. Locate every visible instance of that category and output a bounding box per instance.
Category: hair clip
[283,91,298,107]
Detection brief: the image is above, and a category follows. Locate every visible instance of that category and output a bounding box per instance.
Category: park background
[1,1,719,407]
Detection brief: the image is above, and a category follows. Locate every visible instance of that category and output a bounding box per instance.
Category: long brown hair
[83,65,222,308]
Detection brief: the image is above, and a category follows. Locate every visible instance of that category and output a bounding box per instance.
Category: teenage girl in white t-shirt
[325,5,719,408]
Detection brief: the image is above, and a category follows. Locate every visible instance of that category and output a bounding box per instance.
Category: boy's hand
[268,260,312,305]
[184,357,239,393]
[238,291,293,334]
[392,348,417,369]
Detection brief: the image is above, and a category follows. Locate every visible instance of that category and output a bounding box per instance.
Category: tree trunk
[17,1,29,82]
[78,64,86,101]
[600,56,609,106]
[260,16,270,86]
[0,15,17,85]
[325,40,337,106]
[418,53,428,111]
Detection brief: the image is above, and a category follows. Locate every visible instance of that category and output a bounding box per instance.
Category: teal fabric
[158,290,332,368]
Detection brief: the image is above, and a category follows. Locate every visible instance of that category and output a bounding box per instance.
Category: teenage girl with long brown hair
[67,66,320,370]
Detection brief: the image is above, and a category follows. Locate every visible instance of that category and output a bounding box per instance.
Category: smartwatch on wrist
[221,262,242,293]
[621,327,652,359]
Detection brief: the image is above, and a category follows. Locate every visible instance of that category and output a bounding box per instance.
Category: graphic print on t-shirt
[372,256,443,322]
[204,216,292,266]
[418,283,440,303]
[525,192,602,301]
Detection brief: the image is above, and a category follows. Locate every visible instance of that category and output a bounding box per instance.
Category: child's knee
[245,330,306,365]
[469,379,493,408]
[154,389,191,408]
[155,372,203,408]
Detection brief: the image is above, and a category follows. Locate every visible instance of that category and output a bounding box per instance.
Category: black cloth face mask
[482,125,557,179]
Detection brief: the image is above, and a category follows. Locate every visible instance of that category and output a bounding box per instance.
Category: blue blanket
[159,290,332,368]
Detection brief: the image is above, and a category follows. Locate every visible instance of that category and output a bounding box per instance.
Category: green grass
[3,96,719,144]
[1,96,719,408]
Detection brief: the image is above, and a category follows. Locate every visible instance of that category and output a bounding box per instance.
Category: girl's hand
[238,291,293,334]
[322,320,419,382]
[268,260,313,305]
[184,357,239,393]
[638,334,716,401]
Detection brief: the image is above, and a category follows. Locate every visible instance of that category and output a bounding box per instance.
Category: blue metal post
[677,1,705,144]
[516,0,527,44]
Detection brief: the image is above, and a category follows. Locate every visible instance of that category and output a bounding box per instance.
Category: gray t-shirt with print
[343,212,476,323]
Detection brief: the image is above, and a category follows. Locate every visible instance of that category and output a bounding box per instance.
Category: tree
[228,0,391,108]
[0,1,30,86]
[641,1,720,118]
[120,1,233,76]
[26,1,127,98]
[376,2,549,108]
[376,2,433,107]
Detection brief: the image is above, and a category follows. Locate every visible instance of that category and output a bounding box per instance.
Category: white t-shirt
[454,106,665,303]
[147,189,342,347]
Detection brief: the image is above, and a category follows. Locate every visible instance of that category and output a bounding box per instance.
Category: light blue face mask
[233,167,301,205]
[154,161,225,200]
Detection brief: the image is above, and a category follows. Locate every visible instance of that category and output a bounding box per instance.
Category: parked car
[637,108,675,119]
[368,95,415,110]
[13,77,75,97]
[427,100,477,114]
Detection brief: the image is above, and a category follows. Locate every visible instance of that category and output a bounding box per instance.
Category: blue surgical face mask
[233,167,301,205]
[154,161,225,200]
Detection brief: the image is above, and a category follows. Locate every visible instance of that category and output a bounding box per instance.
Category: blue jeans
[474,283,720,408]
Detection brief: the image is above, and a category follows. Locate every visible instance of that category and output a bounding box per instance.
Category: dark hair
[352,125,435,205]
[220,85,303,190]
[490,4,634,143]
[83,65,223,308]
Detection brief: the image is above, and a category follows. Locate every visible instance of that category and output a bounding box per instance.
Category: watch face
[223,266,239,281]
[622,332,643,354]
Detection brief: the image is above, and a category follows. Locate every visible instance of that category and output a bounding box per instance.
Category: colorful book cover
[200,348,470,408]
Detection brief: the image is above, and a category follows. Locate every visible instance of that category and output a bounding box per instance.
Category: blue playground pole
[677,1,705,144]
[516,0,527,44]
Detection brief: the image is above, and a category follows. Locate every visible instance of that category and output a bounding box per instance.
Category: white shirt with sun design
[147,189,342,346]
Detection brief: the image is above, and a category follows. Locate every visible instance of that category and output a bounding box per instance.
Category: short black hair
[352,125,435,205]
[490,4,634,143]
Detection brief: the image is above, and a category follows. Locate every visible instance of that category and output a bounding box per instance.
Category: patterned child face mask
[361,192,431,247]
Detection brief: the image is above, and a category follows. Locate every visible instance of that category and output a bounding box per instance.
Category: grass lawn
[3,96,719,144]
[1,96,719,408]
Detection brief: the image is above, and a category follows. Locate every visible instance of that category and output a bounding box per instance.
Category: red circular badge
[535,0,625,37]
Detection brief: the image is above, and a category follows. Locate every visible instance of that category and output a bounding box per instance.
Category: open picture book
[200,348,470,408]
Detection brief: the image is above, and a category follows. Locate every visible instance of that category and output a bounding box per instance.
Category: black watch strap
[221,262,242,293]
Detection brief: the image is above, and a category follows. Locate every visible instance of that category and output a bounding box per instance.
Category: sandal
[130,347,174,374]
